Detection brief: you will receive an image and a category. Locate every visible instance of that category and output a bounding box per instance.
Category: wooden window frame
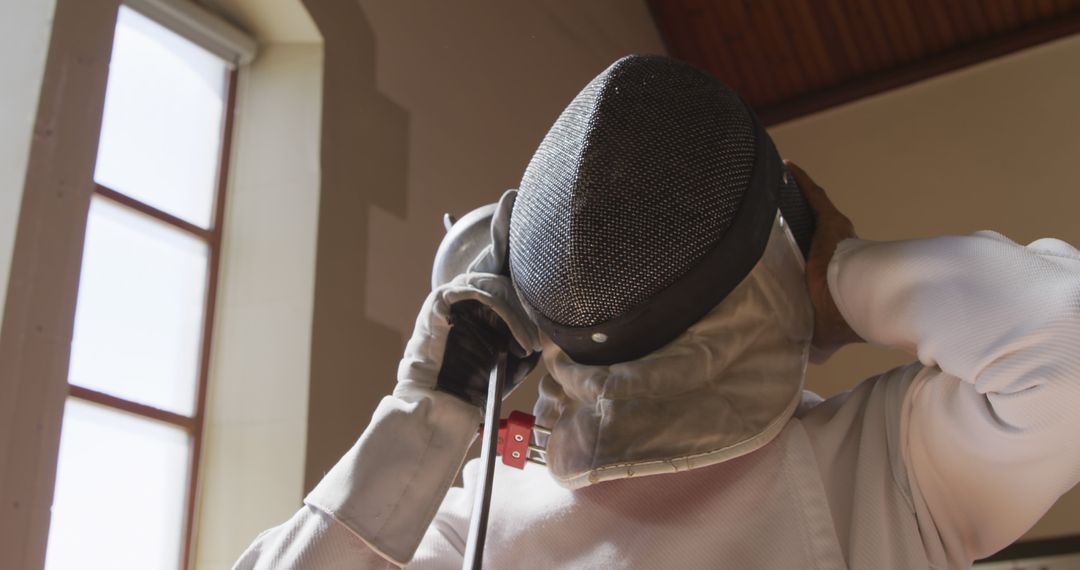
[0,1,253,568]
[64,65,238,570]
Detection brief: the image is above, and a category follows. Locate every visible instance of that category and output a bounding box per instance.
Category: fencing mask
[509,54,814,366]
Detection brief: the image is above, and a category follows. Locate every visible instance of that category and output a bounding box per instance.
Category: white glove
[305,193,539,566]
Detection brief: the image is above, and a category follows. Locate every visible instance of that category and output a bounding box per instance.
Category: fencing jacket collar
[533,214,815,488]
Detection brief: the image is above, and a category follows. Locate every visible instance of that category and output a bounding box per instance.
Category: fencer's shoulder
[796,362,925,438]
[796,362,928,506]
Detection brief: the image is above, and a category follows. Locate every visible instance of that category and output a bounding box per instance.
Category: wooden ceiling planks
[647,0,1080,124]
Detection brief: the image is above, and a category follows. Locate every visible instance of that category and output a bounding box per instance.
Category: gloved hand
[396,190,541,409]
[303,191,540,566]
[306,274,538,567]
[785,160,863,363]
[395,272,541,409]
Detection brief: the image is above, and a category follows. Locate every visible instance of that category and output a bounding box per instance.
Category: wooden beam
[759,13,1080,125]
[94,184,214,242]
[68,385,197,432]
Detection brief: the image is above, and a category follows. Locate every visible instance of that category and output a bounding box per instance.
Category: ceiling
[648,0,1080,124]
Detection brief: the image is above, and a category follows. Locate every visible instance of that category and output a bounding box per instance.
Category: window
[44,5,237,569]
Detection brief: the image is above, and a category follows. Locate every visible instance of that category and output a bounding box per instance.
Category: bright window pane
[69,197,208,415]
[94,5,227,228]
[45,399,190,570]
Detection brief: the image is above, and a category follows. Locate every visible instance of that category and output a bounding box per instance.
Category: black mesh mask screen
[510,55,756,327]
[509,55,799,364]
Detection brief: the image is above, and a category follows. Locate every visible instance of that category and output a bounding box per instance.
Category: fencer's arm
[233,505,396,569]
[233,390,480,569]
[827,231,1080,561]
[233,271,536,568]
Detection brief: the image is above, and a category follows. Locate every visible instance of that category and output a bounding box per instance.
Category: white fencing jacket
[236,230,1080,569]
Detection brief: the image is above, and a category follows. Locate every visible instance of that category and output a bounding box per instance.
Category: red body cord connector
[482,410,550,469]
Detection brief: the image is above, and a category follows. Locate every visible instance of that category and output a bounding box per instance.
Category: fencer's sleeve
[827,231,1080,563]
[233,505,397,569]
[233,389,481,568]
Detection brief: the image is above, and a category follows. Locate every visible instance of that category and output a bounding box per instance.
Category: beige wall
[195,43,323,569]
[0,0,57,333]
[301,0,665,492]
[770,33,1080,540]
